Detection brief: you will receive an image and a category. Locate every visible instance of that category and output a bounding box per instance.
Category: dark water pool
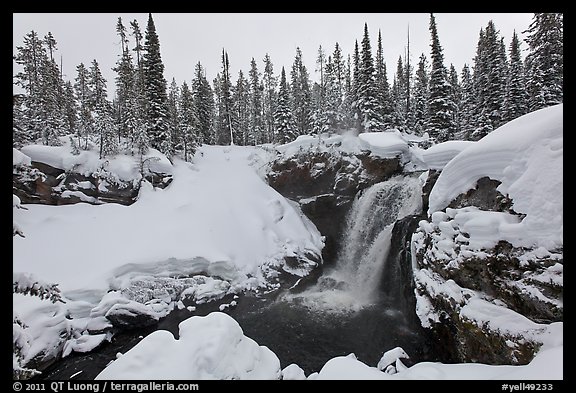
[37,291,437,379]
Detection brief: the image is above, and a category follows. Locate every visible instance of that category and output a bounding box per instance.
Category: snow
[428,104,563,250]
[20,139,173,182]
[377,346,410,371]
[311,345,562,380]
[13,148,31,166]
[275,130,410,160]
[282,364,307,380]
[13,145,324,296]
[358,131,409,158]
[13,293,70,366]
[96,312,281,380]
[419,140,475,170]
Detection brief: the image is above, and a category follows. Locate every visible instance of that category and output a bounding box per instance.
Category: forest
[13,13,563,160]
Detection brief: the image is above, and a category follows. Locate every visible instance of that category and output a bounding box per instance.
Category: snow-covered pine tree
[375,30,393,130]
[274,67,296,144]
[262,53,277,144]
[524,13,563,111]
[62,81,77,135]
[38,42,67,145]
[89,59,117,158]
[129,19,146,127]
[351,41,361,131]
[178,81,196,161]
[165,78,180,160]
[214,50,234,145]
[392,56,408,131]
[457,64,475,140]
[232,70,250,146]
[142,13,170,155]
[427,13,456,142]
[14,31,45,145]
[411,53,429,136]
[113,17,137,147]
[290,47,313,136]
[248,58,264,145]
[471,21,508,140]
[74,63,93,149]
[342,54,356,130]
[191,62,215,145]
[448,64,460,136]
[357,23,384,132]
[503,31,528,123]
[332,43,345,106]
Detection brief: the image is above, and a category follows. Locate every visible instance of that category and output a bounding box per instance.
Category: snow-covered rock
[428,104,563,250]
[412,106,563,366]
[95,312,281,380]
[282,363,307,380]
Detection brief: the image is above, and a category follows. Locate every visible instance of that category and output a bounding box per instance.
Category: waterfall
[284,174,422,312]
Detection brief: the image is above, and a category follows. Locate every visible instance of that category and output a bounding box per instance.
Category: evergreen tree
[13,31,44,143]
[248,58,264,145]
[142,13,170,155]
[411,53,429,136]
[113,17,136,145]
[351,40,361,130]
[392,56,408,130]
[191,62,215,145]
[357,23,383,132]
[62,81,77,134]
[89,59,116,158]
[457,64,475,140]
[38,39,67,145]
[290,47,312,136]
[332,43,345,103]
[524,13,563,111]
[342,54,356,129]
[274,67,296,144]
[74,63,93,149]
[178,81,196,161]
[448,63,460,134]
[375,30,393,129]
[166,78,180,158]
[232,70,250,145]
[129,19,146,125]
[262,53,277,144]
[214,50,234,145]
[427,13,456,142]
[503,31,528,122]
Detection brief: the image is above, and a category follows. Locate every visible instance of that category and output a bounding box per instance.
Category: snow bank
[275,130,410,159]
[13,148,31,166]
[419,140,475,170]
[358,131,409,158]
[311,344,562,380]
[13,145,324,295]
[96,312,281,380]
[19,140,173,182]
[428,105,563,250]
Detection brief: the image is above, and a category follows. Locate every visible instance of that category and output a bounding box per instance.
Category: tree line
[13,13,563,162]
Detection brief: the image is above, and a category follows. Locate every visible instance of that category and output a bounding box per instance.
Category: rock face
[412,173,563,365]
[267,150,401,264]
[13,160,172,206]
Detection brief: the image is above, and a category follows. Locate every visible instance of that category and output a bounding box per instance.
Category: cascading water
[285,174,422,312]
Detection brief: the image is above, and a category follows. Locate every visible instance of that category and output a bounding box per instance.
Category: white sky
[13,13,534,98]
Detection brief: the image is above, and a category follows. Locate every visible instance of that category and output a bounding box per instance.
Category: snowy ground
[13,143,323,374]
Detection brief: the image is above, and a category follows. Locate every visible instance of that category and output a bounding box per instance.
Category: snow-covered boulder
[412,105,563,365]
[96,312,281,380]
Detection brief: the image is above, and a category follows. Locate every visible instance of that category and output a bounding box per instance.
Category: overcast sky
[13,13,534,97]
